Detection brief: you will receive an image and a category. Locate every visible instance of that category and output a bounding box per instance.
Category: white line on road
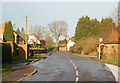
[75,77,79,83]
[76,71,78,76]
[64,56,79,83]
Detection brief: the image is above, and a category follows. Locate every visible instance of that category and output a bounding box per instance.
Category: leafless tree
[29,25,33,34]
[109,7,118,26]
[33,24,45,40]
[45,33,54,49]
[13,23,16,31]
[48,21,68,47]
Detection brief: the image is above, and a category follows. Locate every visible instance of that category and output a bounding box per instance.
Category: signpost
[99,38,102,59]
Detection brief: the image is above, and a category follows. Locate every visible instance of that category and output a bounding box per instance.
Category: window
[1,34,3,39]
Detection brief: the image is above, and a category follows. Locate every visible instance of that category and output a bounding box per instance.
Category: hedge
[1,43,11,63]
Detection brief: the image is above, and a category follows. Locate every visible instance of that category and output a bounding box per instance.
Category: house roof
[39,39,45,43]
[13,30,20,37]
[70,38,74,42]
[104,41,120,44]
[0,21,8,35]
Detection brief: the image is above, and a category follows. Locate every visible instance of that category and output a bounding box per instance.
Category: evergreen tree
[16,28,20,35]
[74,16,100,41]
[3,21,14,42]
[21,27,25,34]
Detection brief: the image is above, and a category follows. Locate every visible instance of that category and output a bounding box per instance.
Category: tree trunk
[56,39,58,47]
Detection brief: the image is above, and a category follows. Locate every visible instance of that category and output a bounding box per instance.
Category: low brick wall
[18,44,29,59]
[102,44,119,60]
[97,42,120,60]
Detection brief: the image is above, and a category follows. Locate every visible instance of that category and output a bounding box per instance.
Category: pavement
[22,51,116,82]
[104,63,120,83]
[2,52,51,82]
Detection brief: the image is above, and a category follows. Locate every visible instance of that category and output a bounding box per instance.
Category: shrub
[53,47,59,51]
[70,37,98,55]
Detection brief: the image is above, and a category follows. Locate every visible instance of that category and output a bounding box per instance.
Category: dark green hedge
[2,43,11,63]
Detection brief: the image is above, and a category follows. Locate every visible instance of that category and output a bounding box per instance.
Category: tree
[20,27,26,42]
[99,18,117,41]
[74,16,100,41]
[48,21,68,46]
[109,7,118,26]
[45,33,54,50]
[3,21,14,42]
[34,25,44,40]
[13,23,16,31]
[59,38,67,44]
[16,28,20,35]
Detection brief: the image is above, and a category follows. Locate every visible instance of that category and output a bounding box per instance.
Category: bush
[70,37,98,55]
[1,43,11,63]
[53,47,59,51]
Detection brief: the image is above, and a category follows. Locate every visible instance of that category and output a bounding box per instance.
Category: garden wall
[97,42,120,60]
[18,44,29,59]
[1,42,11,63]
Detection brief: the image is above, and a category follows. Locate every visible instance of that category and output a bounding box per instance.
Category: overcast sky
[1,1,118,40]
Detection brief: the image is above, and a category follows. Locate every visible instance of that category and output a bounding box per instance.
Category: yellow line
[17,67,37,81]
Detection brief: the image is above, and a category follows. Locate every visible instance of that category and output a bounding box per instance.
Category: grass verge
[34,53,46,56]
[100,59,120,66]
[2,64,15,75]
[72,53,120,66]
[73,53,97,57]
[12,56,25,61]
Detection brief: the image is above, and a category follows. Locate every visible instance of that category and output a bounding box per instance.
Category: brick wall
[97,43,120,60]
[18,44,29,59]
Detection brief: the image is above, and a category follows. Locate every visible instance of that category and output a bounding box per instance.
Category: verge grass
[100,59,120,66]
[2,64,15,75]
[73,53,97,57]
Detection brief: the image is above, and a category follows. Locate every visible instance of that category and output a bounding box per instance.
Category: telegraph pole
[26,16,27,44]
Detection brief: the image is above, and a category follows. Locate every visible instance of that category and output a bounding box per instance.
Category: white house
[28,34,41,44]
[67,38,75,51]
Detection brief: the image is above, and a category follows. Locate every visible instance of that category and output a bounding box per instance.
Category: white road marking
[74,66,77,70]
[75,77,79,83]
[76,71,78,76]
[64,56,79,83]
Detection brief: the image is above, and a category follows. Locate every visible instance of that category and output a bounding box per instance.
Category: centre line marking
[76,71,78,76]
[64,55,79,83]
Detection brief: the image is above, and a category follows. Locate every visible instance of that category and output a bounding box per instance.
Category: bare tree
[33,24,45,40]
[29,25,33,34]
[13,23,16,31]
[109,7,118,26]
[45,33,54,50]
[48,21,68,47]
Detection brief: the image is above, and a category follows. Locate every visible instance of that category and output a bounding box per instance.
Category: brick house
[28,34,41,44]
[59,44,67,51]
[0,21,8,42]
[67,37,75,51]
[0,21,20,44]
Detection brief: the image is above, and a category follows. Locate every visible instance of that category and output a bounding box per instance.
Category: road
[22,51,115,82]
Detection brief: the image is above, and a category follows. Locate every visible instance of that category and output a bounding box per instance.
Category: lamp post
[99,38,102,59]
[26,16,27,44]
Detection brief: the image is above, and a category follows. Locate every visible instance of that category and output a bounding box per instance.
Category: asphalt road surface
[22,51,115,83]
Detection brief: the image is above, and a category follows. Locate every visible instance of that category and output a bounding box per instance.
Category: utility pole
[26,16,27,44]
